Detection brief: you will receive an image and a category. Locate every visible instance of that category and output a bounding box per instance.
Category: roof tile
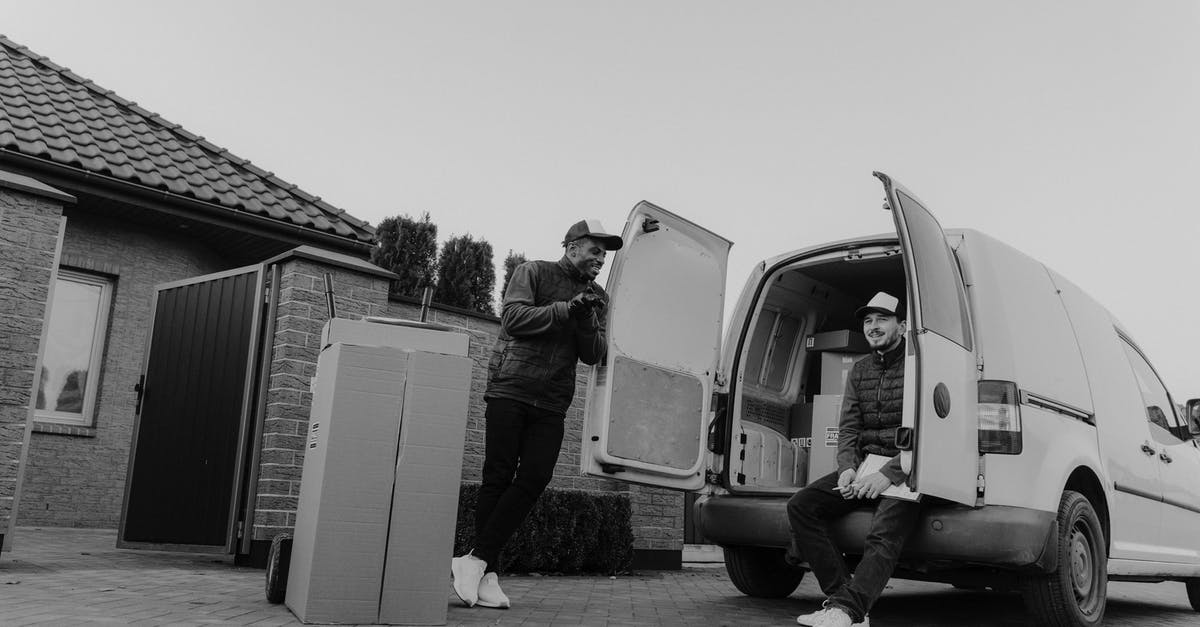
[0,35,374,244]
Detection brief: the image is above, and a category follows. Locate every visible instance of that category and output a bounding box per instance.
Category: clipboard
[856,453,921,501]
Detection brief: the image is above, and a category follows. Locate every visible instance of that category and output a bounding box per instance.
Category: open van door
[875,172,978,506]
[581,201,732,490]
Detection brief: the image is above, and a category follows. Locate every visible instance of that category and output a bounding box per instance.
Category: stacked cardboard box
[286,320,471,625]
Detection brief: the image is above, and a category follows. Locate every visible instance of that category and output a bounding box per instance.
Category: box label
[824,427,839,447]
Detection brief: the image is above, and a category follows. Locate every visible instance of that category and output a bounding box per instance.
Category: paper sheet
[855,453,921,501]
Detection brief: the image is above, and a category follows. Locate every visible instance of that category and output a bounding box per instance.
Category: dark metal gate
[119,265,265,550]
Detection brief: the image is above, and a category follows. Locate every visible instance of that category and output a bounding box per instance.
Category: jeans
[787,471,922,623]
[472,398,565,572]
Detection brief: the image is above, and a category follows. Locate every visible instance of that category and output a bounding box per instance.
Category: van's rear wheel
[1185,579,1200,611]
[723,546,805,598]
[1021,491,1106,626]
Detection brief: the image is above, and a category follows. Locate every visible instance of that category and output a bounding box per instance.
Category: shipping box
[287,321,471,625]
[819,352,863,395]
[808,394,843,479]
[322,317,468,355]
[805,329,870,353]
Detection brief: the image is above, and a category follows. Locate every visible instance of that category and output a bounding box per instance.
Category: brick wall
[17,210,226,527]
[250,256,392,541]
[0,184,66,549]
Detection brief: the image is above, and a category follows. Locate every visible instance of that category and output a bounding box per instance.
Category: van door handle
[1159,452,1173,464]
[1140,442,1156,456]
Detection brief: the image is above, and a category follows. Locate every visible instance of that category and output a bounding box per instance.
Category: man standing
[450,219,623,609]
[788,291,918,627]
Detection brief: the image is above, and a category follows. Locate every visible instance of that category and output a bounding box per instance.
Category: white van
[581,172,1200,626]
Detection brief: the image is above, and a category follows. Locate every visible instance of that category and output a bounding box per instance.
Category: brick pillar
[0,171,73,552]
[244,247,393,562]
[629,484,685,569]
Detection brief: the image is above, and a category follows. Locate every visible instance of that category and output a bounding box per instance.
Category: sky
[3,1,1198,398]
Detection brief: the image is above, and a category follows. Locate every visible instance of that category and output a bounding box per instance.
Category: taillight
[978,380,1022,454]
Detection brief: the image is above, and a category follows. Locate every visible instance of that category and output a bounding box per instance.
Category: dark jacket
[835,338,907,484]
[483,258,607,414]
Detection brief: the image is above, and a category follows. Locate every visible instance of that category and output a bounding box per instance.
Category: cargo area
[729,246,906,492]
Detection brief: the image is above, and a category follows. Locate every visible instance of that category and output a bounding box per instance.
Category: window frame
[743,304,806,399]
[1118,334,1188,444]
[34,268,113,427]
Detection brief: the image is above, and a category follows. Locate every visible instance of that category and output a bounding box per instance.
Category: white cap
[854,291,902,319]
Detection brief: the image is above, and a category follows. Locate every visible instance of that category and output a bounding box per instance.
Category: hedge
[454,484,634,575]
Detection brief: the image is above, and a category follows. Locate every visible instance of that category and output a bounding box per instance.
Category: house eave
[0,150,372,257]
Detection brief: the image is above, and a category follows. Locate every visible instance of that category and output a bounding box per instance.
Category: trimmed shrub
[454,484,634,575]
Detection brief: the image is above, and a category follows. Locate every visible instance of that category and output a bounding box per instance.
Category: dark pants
[472,398,565,572]
[787,471,922,623]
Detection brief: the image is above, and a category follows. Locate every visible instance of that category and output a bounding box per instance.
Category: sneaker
[450,553,487,607]
[476,572,510,609]
[812,607,853,627]
[796,607,830,626]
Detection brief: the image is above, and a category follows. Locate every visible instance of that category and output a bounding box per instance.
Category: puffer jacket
[835,338,907,484]
[483,258,607,414]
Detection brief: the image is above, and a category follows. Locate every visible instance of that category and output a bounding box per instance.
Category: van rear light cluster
[978,380,1022,454]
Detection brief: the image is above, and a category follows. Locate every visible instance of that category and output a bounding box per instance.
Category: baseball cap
[854,291,903,320]
[563,219,623,251]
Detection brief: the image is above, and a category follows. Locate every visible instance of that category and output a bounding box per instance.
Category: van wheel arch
[1064,467,1110,552]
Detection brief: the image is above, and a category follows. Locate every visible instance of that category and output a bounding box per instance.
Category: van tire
[723,546,805,598]
[1185,579,1200,611]
[265,533,293,604]
[1021,491,1106,626]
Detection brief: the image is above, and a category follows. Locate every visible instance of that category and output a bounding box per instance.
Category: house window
[35,269,113,426]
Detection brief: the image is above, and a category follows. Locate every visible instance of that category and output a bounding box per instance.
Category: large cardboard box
[808,394,843,480]
[819,352,863,395]
[378,350,472,625]
[322,317,469,356]
[287,321,471,625]
[805,329,870,353]
[286,343,410,624]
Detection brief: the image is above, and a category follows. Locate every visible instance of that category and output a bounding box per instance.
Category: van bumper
[695,495,1058,571]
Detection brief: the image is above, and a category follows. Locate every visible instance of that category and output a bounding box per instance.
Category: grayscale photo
[1,2,1197,626]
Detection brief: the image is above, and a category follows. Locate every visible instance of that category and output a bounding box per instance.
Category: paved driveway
[1,527,1195,626]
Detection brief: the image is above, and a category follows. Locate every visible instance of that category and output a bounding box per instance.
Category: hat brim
[575,233,623,250]
[855,305,899,320]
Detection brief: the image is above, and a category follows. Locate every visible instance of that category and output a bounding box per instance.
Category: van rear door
[581,201,732,490]
[875,172,979,506]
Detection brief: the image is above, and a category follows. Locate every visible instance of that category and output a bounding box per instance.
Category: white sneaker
[812,607,852,627]
[476,572,510,609]
[450,554,487,607]
[797,607,830,625]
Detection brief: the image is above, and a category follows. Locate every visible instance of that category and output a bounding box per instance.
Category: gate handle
[134,375,146,415]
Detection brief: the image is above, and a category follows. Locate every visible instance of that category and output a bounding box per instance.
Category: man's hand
[836,468,856,499]
[568,290,602,319]
[849,472,892,500]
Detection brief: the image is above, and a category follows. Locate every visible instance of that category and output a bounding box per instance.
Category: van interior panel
[607,355,704,471]
[732,252,906,492]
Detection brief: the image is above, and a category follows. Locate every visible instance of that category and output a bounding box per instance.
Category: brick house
[0,36,685,568]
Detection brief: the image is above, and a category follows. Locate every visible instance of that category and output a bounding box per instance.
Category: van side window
[896,191,972,350]
[1119,339,1188,445]
[744,306,803,395]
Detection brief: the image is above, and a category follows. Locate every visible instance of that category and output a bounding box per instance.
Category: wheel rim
[1068,518,1102,616]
